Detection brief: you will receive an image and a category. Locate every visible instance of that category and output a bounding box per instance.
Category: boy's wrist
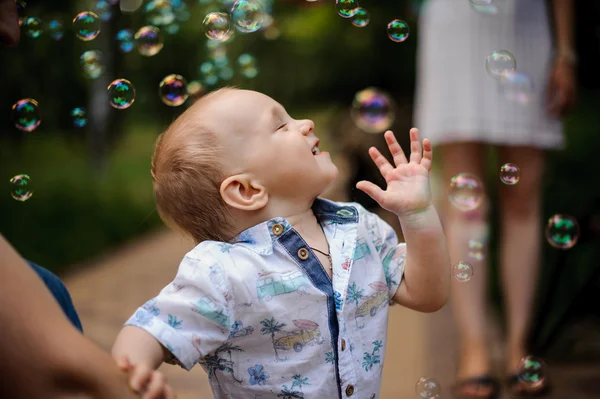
[397,204,438,231]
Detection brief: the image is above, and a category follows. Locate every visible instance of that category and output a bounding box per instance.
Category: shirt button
[345,384,355,396]
[341,339,346,351]
[271,223,284,236]
[297,247,309,260]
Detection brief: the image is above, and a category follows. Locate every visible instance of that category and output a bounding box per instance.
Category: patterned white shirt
[125,198,406,399]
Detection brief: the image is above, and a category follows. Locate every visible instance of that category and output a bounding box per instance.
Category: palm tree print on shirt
[362,340,383,372]
[291,375,311,391]
[198,342,244,386]
[324,350,335,364]
[278,384,304,398]
[260,317,287,361]
[167,314,183,329]
[347,282,365,306]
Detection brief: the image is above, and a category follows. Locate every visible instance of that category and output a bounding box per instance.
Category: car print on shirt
[273,319,325,354]
[256,270,310,301]
[355,282,388,320]
[228,320,254,339]
[191,296,230,328]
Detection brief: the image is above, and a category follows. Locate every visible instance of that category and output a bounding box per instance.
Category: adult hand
[546,57,577,118]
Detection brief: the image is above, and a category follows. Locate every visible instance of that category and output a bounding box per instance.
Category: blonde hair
[151,88,236,244]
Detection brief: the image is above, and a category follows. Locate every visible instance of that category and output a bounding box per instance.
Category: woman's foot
[453,342,499,399]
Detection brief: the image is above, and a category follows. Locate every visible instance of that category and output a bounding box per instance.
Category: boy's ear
[220,174,268,211]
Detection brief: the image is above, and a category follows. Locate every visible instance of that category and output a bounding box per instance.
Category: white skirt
[414,0,564,149]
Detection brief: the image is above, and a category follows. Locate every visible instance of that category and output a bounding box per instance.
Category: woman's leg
[496,146,545,374]
[439,142,494,397]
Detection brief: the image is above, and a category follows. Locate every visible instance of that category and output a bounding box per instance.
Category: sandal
[451,375,501,399]
[505,374,552,397]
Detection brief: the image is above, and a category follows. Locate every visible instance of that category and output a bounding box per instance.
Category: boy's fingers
[143,372,168,399]
[130,365,153,393]
[356,181,385,206]
[409,128,422,164]
[163,384,177,399]
[384,130,408,166]
[368,146,393,180]
[421,138,433,171]
[115,356,131,371]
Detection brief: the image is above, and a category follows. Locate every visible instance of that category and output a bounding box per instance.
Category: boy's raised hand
[116,356,177,399]
[356,128,433,217]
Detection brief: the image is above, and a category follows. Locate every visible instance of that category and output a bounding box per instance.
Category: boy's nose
[300,120,315,136]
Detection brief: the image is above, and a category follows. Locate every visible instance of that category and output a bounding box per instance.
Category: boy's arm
[112,325,170,370]
[391,205,450,312]
[0,235,140,399]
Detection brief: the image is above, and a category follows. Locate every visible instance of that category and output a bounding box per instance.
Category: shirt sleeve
[124,254,232,371]
[354,204,407,300]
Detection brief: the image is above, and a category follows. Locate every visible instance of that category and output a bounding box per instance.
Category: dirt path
[63,229,600,398]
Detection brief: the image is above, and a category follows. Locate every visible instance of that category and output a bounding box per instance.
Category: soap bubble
[471,2,499,14]
[415,377,441,398]
[159,74,188,107]
[470,0,494,5]
[336,0,359,18]
[71,107,88,127]
[351,87,395,134]
[231,0,264,33]
[387,19,409,42]
[95,0,112,22]
[135,26,164,56]
[485,50,516,79]
[499,163,520,185]
[24,17,43,38]
[203,12,230,41]
[199,61,219,86]
[448,173,484,212]
[517,356,546,388]
[187,80,206,99]
[73,11,100,41]
[165,23,180,35]
[218,65,234,81]
[351,8,369,27]
[80,50,104,79]
[107,79,136,109]
[238,53,259,79]
[453,261,473,282]
[12,99,41,132]
[545,214,579,249]
[144,0,175,26]
[500,72,534,105]
[116,29,134,53]
[9,174,33,202]
[48,19,64,40]
[467,240,487,262]
[16,0,26,26]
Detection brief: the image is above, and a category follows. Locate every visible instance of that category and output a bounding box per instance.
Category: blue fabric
[29,262,83,333]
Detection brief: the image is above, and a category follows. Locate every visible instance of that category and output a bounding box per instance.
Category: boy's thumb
[115,355,131,371]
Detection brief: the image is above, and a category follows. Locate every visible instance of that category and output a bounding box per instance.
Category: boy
[112,88,450,399]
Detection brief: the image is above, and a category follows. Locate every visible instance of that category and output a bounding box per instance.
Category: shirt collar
[231,197,359,255]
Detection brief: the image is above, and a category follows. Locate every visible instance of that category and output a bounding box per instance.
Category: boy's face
[205,89,338,200]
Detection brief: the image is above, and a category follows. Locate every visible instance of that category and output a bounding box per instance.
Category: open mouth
[311,139,320,155]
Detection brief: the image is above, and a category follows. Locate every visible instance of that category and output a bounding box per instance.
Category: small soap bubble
[517,356,546,388]
[336,0,359,18]
[415,377,441,398]
[199,61,219,86]
[218,65,234,81]
[231,0,264,33]
[107,79,136,109]
[144,0,175,26]
[471,2,499,14]
[485,50,516,79]
[9,174,33,202]
[500,72,534,105]
[12,99,41,132]
[470,0,494,5]
[203,12,230,41]
[116,29,134,53]
[351,87,395,134]
[73,11,100,41]
[24,17,43,38]
[238,53,259,79]
[80,50,104,79]
[467,240,487,262]
[499,163,520,185]
[545,214,579,249]
[387,19,409,42]
[95,0,112,22]
[159,74,188,107]
[71,107,88,127]
[351,8,369,27]
[448,173,484,212]
[134,26,164,56]
[187,80,206,99]
[16,0,26,26]
[165,23,180,35]
[453,261,473,282]
[48,19,64,40]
